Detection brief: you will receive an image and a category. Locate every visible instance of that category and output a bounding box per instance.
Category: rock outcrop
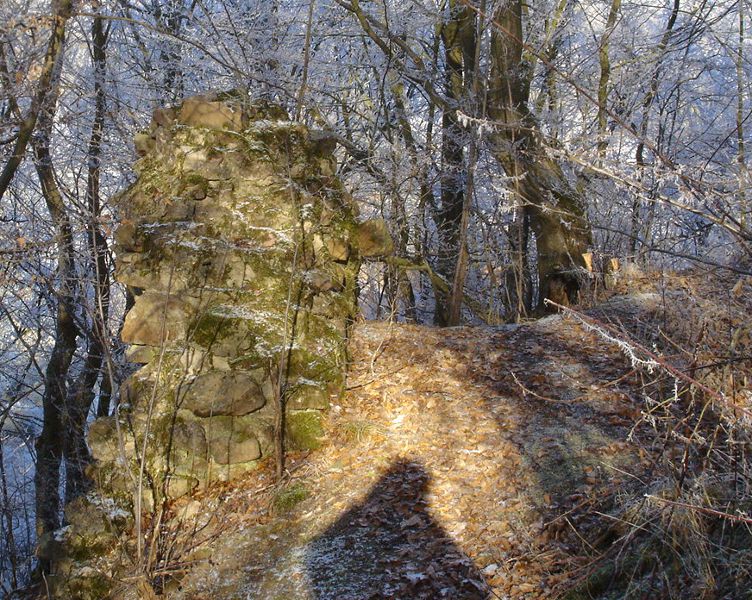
[44,91,369,597]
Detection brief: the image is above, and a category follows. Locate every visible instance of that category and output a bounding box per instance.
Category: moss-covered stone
[286,410,325,450]
[63,494,131,559]
[287,382,330,410]
[121,291,190,346]
[59,568,113,600]
[54,91,363,598]
[180,369,270,417]
[357,218,394,257]
[88,416,136,463]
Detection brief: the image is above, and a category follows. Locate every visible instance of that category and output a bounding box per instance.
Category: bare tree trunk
[151,0,186,102]
[630,0,680,255]
[435,1,476,325]
[532,0,569,127]
[447,138,475,325]
[488,0,592,308]
[448,0,486,325]
[737,0,748,229]
[32,65,79,558]
[435,108,465,324]
[0,0,73,201]
[65,11,111,505]
[295,0,316,120]
[390,80,429,322]
[505,203,532,321]
[597,0,621,159]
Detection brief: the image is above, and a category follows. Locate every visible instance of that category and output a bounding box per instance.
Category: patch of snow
[53,525,72,542]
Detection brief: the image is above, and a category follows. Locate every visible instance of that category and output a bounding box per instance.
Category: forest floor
[155,291,682,600]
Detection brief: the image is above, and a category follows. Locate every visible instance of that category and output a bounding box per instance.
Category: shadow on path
[304,459,490,600]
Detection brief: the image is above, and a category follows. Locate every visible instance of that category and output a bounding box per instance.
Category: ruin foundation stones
[42,91,391,598]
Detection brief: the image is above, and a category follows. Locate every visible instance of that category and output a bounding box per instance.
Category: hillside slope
[144,294,674,600]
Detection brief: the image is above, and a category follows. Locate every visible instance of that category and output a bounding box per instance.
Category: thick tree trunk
[488,0,592,308]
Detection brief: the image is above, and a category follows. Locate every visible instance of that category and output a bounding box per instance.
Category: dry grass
[564,264,752,599]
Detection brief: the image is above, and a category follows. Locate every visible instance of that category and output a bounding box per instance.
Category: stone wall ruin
[43,91,386,597]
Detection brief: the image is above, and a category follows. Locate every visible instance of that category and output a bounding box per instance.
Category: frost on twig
[547,302,659,373]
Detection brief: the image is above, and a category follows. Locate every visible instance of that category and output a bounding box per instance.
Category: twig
[346,365,407,390]
[544,299,752,418]
[508,369,564,404]
[644,494,752,525]
[565,516,597,553]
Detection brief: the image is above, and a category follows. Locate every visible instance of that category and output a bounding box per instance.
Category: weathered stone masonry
[43,92,390,597]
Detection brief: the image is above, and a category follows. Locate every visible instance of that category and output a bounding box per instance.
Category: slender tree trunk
[505,200,532,321]
[152,0,185,102]
[630,0,680,255]
[447,137,475,325]
[435,1,476,325]
[32,76,79,558]
[390,82,422,321]
[435,107,465,324]
[448,0,486,325]
[737,0,748,229]
[295,0,316,120]
[0,41,21,122]
[597,0,621,159]
[28,3,81,560]
[65,11,111,504]
[0,0,73,201]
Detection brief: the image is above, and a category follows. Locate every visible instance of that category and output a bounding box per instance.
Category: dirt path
[169,298,658,599]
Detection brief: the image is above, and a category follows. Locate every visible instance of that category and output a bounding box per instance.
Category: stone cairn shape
[44,92,390,598]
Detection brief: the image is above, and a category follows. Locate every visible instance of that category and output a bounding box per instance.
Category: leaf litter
[165,295,669,599]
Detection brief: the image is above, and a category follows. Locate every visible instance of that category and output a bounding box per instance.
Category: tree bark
[65,11,111,504]
[29,1,79,556]
[505,205,532,321]
[597,0,621,159]
[737,1,748,229]
[0,0,74,201]
[32,111,79,546]
[630,0,680,256]
[448,0,486,325]
[435,1,476,325]
[487,0,592,308]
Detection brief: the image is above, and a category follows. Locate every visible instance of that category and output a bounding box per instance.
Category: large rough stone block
[357,218,394,257]
[178,97,244,131]
[205,418,262,464]
[180,369,271,417]
[286,410,324,450]
[170,419,208,462]
[88,417,135,462]
[121,292,189,346]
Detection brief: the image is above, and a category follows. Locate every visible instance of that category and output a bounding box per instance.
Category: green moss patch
[286,410,324,450]
[272,482,309,514]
